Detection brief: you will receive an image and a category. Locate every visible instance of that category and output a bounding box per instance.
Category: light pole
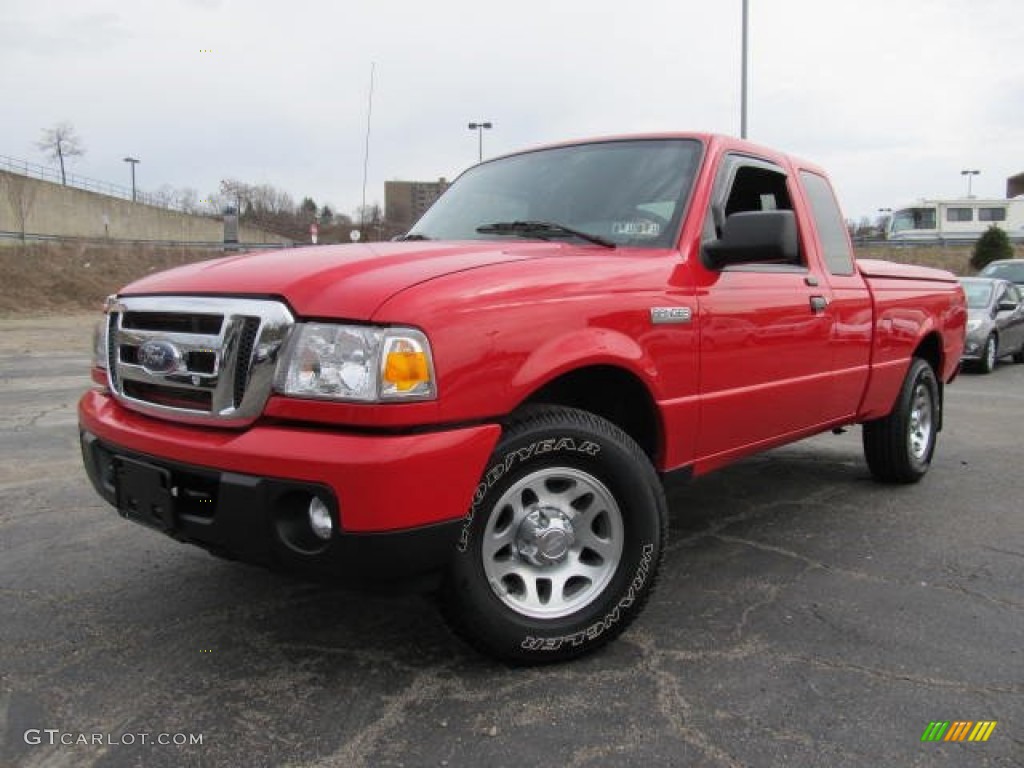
[961,169,979,198]
[123,156,140,202]
[740,0,749,139]
[468,121,492,163]
[877,207,892,238]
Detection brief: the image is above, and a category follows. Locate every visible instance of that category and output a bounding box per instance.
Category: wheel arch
[912,331,945,430]
[913,331,944,376]
[517,364,663,467]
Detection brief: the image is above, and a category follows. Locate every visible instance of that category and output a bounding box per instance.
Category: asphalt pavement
[1,315,1021,767]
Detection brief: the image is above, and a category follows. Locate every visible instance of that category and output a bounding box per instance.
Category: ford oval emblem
[137,340,181,374]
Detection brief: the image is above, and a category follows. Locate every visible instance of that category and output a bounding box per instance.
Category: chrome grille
[104,297,294,426]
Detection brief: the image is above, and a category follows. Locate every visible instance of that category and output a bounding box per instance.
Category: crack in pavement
[0,403,75,432]
[631,632,745,768]
[982,545,1024,561]
[732,582,785,643]
[711,534,1024,612]
[772,653,1023,696]
[310,669,444,768]
[664,484,853,555]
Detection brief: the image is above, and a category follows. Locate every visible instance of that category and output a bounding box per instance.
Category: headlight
[966,317,984,333]
[93,318,108,370]
[274,323,436,402]
[93,295,117,370]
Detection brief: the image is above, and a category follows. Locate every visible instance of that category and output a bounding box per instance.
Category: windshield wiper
[476,220,616,248]
[395,232,432,241]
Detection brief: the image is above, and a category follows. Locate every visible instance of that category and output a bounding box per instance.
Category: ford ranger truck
[80,134,967,663]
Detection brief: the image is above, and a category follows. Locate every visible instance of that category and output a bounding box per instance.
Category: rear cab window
[799,171,855,276]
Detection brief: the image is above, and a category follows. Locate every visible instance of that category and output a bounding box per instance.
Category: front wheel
[441,406,667,664]
[978,334,997,374]
[863,358,940,484]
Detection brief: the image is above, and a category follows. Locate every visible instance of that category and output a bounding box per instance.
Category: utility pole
[741,0,749,139]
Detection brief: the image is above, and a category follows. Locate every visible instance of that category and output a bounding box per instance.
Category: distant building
[1007,172,1024,198]
[385,178,449,235]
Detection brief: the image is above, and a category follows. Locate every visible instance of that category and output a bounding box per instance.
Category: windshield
[960,280,993,309]
[980,261,1024,284]
[408,139,702,249]
[891,207,937,233]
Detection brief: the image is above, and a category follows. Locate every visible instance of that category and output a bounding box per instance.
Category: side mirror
[703,210,800,269]
[997,300,1018,313]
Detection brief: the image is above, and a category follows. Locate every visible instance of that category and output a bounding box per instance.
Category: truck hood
[119,241,557,319]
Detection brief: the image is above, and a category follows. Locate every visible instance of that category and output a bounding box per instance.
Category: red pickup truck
[80,134,966,663]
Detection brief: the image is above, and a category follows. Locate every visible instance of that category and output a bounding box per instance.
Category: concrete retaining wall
[0,170,290,245]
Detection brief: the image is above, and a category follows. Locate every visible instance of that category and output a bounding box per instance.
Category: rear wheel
[863,358,939,484]
[978,334,997,374]
[1012,342,1024,364]
[441,406,667,664]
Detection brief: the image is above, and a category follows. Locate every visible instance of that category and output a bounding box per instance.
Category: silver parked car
[959,277,1024,373]
[978,259,1024,286]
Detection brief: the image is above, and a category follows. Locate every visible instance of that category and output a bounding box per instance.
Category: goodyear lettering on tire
[457,438,601,553]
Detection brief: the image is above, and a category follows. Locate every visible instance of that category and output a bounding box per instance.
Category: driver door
[695,155,836,464]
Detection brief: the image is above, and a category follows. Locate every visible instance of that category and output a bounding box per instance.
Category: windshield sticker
[611,220,660,237]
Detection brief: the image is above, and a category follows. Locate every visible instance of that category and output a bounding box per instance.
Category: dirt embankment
[855,243,1023,275]
[2,241,1021,317]
[0,243,240,315]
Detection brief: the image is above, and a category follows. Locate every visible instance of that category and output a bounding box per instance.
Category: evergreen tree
[971,225,1013,272]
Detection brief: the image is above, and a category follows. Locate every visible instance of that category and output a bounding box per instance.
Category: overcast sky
[2,0,1021,223]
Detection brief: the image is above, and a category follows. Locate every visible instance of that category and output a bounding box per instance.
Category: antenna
[360,62,375,233]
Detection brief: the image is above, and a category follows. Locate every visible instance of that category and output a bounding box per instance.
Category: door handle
[809,295,829,313]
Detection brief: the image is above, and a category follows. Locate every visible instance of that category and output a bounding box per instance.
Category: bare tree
[36,121,85,185]
[1,173,39,240]
[153,183,177,207]
[176,187,200,214]
[219,178,249,214]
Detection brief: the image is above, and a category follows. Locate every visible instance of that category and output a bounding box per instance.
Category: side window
[708,156,802,268]
[723,166,793,220]
[800,171,855,276]
[980,207,1007,222]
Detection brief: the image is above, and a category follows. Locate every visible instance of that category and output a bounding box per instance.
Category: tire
[863,358,940,484]
[1012,343,1024,364]
[978,335,997,374]
[441,405,667,664]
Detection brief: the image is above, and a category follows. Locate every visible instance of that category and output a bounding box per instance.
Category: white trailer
[888,197,1024,242]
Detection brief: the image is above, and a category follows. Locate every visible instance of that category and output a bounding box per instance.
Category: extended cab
[80,134,966,663]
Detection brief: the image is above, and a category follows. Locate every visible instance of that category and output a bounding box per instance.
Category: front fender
[510,327,662,397]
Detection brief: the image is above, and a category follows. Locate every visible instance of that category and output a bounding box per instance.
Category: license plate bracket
[116,457,176,532]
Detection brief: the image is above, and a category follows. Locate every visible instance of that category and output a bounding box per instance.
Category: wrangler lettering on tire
[442,405,667,664]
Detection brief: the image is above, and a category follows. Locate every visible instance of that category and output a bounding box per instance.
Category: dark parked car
[979,259,1024,286]
[959,277,1024,373]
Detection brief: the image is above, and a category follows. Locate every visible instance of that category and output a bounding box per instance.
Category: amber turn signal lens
[384,346,429,391]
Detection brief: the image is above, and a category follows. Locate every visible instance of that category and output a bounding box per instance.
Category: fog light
[308,496,333,540]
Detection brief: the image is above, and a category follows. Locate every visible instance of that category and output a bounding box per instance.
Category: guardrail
[854,235,1024,246]
[0,230,291,249]
[0,153,190,212]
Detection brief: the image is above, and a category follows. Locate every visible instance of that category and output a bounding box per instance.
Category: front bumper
[961,330,988,361]
[79,390,500,583]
